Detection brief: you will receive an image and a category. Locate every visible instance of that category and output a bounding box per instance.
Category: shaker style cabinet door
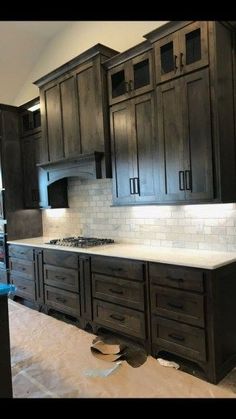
[155,21,209,84]
[108,51,154,105]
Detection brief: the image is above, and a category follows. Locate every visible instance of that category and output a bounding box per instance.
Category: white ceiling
[0,21,70,104]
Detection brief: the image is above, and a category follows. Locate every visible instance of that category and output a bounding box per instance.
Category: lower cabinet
[7,243,236,384]
[91,256,148,343]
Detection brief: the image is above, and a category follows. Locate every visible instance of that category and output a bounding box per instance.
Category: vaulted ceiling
[0,21,70,104]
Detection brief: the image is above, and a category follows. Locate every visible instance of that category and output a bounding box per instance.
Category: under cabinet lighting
[27,103,40,112]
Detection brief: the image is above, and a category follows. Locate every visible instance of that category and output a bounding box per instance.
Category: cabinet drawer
[92,273,144,310]
[150,285,204,327]
[43,250,78,269]
[93,299,146,339]
[8,245,34,261]
[44,265,79,293]
[149,263,204,292]
[10,275,35,300]
[152,316,206,362]
[9,258,34,280]
[91,256,145,281]
[44,285,80,318]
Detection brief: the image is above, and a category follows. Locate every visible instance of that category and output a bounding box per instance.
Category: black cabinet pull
[180,52,184,70]
[55,275,66,281]
[129,178,135,195]
[168,333,185,342]
[178,171,185,191]
[110,313,125,322]
[174,54,178,72]
[19,286,26,290]
[21,267,26,271]
[56,297,67,304]
[185,170,192,191]
[166,276,184,282]
[133,177,140,195]
[20,251,25,255]
[109,288,124,295]
[167,302,184,310]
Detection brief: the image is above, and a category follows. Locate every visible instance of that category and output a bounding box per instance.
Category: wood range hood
[37,151,104,209]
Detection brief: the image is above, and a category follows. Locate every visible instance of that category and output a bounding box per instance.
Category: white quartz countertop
[7,237,236,269]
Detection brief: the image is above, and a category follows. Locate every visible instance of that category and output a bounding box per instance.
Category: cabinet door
[59,75,81,157]
[179,21,208,75]
[131,93,160,203]
[183,69,213,201]
[130,51,154,97]
[156,79,186,201]
[110,101,136,204]
[155,32,180,83]
[44,84,64,161]
[108,62,131,105]
[22,136,39,209]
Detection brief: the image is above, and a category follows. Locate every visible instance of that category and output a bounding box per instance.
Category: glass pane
[186,28,201,65]
[133,59,150,89]
[111,70,126,98]
[160,42,174,74]
[33,110,41,128]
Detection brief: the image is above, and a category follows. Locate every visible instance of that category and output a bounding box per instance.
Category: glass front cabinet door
[155,21,209,83]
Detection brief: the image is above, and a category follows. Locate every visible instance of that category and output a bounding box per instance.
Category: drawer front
[44,285,80,317]
[150,285,204,327]
[92,273,145,310]
[91,256,145,281]
[93,299,146,339]
[8,245,34,261]
[10,274,35,300]
[43,250,78,269]
[152,316,206,362]
[44,265,79,293]
[9,258,34,280]
[149,263,204,292]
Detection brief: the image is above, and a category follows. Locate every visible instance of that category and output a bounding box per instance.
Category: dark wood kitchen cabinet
[107,42,154,105]
[144,20,236,204]
[19,97,41,137]
[110,93,160,205]
[21,133,41,209]
[148,21,208,84]
[156,68,213,202]
[34,44,118,177]
[8,245,44,306]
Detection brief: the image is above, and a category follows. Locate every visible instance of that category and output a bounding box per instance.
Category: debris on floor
[84,361,122,378]
[157,358,180,369]
[90,332,148,368]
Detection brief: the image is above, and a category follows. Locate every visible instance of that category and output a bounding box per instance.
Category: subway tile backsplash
[43,178,236,252]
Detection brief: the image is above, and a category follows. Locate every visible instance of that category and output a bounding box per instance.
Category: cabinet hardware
[21,267,26,271]
[174,55,178,72]
[168,333,185,342]
[110,313,125,322]
[129,178,135,195]
[178,171,185,191]
[110,267,123,272]
[166,275,184,282]
[19,286,26,290]
[133,177,140,195]
[180,52,184,70]
[167,302,184,310]
[56,297,67,304]
[185,170,192,191]
[109,288,124,295]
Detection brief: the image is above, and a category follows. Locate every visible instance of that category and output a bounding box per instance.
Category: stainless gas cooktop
[46,236,114,248]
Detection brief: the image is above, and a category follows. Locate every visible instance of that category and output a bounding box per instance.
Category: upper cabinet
[34,44,118,177]
[107,42,154,105]
[151,21,209,83]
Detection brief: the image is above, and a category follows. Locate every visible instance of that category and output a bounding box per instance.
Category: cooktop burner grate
[46,236,114,248]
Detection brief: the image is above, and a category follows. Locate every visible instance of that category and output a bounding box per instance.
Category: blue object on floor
[0,283,16,296]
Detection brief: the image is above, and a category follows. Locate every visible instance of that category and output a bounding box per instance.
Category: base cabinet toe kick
[7,243,236,383]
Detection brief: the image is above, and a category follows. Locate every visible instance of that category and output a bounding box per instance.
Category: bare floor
[8,300,236,398]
